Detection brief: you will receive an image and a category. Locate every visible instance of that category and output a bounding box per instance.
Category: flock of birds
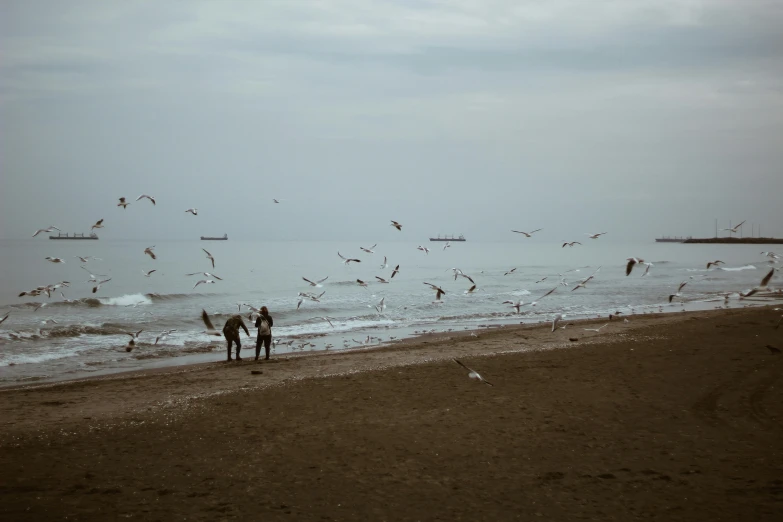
[6,205,783,383]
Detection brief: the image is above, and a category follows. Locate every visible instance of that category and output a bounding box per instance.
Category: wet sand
[1,307,782,521]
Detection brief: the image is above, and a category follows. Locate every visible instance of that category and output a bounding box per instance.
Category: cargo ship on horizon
[429,234,466,242]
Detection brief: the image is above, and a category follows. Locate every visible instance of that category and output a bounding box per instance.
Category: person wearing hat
[255,306,274,360]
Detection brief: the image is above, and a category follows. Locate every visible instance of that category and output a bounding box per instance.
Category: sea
[0,238,779,387]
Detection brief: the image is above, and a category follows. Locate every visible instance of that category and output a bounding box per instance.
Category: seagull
[760,267,778,287]
[380,256,389,269]
[321,317,335,328]
[535,276,548,283]
[338,252,361,264]
[356,279,369,289]
[706,260,725,269]
[641,262,654,276]
[562,241,581,248]
[375,276,390,284]
[585,232,607,239]
[200,309,223,337]
[136,194,156,205]
[464,284,478,294]
[60,292,74,303]
[302,276,328,287]
[185,208,198,215]
[584,323,609,332]
[391,265,400,278]
[45,257,65,263]
[739,288,759,299]
[375,297,386,314]
[423,282,446,300]
[443,241,451,251]
[193,279,215,290]
[668,282,688,302]
[92,278,111,294]
[551,314,563,332]
[0,312,9,326]
[143,269,157,277]
[144,246,156,260]
[511,229,542,237]
[572,266,601,291]
[721,220,746,234]
[187,271,223,280]
[155,329,177,345]
[91,219,104,231]
[81,266,109,282]
[390,220,402,231]
[530,286,558,307]
[453,359,494,386]
[417,245,430,255]
[360,244,377,254]
[32,226,61,237]
[626,257,644,276]
[502,300,523,313]
[126,329,144,341]
[117,197,130,209]
[74,256,101,263]
[33,302,47,312]
[201,248,216,268]
[504,268,517,276]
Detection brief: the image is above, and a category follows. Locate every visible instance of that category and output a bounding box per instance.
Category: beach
[1,307,782,521]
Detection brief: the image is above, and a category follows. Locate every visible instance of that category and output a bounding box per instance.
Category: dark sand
[1,307,782,521]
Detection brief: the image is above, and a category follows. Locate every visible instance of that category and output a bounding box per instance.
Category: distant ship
[49,232,99,240]
[201,233,228,240]
[429,234,466,242]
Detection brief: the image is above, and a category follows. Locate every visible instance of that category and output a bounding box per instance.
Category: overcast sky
[2,0,782,242]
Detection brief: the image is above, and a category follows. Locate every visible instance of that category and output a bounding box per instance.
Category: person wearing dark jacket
[255,306,274,360]
[223,315,250,361]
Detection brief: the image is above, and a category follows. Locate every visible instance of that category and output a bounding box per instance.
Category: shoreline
[1,305,782,520]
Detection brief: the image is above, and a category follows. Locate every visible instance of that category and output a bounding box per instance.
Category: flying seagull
[374,297,386,314]
[117,197,130,209]
[200,309,223,337]
[443,241,451,251]
[417,245,430,255]
[453,359,494,386]
[760,267,778,287]
[572,266,601,291]
[706,260,725,269]
[45,257,66,263]
[390,220,402,231]
[504,268,517,276]
[144,246,156,260]
[202,248,215,268]
[360,244,377,254]
[391,264,400,278]
[375,276,390,284]
[722,220,746,234]
[136,194,156,205]
[302,276,328,287]
[423,282,446,301]
[0,312,9,326]
[193,279,215,290]
[562,241,582,248]
[91,219,104,231]
[585,232,607,239]
[185,208,198,215]
[356,279,369,289]
[552,314,563,332]
[338,252,361,264]
[511,228,542,237]
[143,269,157,277]
[155,329,177,345]
[32,226,61,237]
[92,278,111,294]
[626,257,645,276]
[380,256,389,269]
[186,271,223,280]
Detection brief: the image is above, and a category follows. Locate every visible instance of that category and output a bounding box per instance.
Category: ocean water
[0,238,779,386]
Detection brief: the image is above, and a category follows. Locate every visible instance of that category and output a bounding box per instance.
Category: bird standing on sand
[454,359,494,386]
[202,248,215,268]
[144,246,156,260]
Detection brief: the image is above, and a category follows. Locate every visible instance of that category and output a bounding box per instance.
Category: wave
[146,292,197,301]
[99,294,152,306]
[717,265,757,272]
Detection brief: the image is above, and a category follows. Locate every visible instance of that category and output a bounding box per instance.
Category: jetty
[49,232,98,240]
[201,234,228,241]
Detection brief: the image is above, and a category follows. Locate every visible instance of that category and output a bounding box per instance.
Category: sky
[1,0,782,242]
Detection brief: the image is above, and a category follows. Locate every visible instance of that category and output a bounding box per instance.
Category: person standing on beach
[255,306,274,361]
[223,315,250,362]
